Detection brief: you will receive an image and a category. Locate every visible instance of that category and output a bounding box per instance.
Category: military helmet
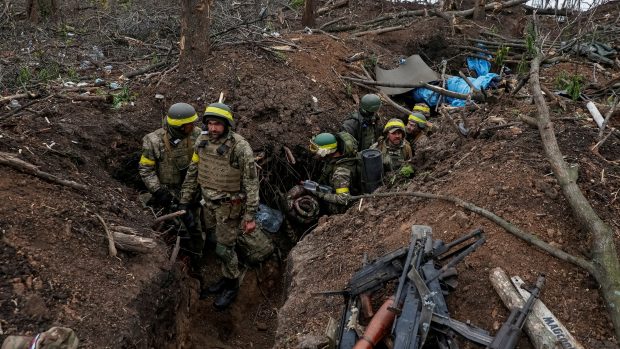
[309,132,338,157]
[408,112,428,129]
[384,118,406,134]
[360,94,382,113]
[203,102,234,128]
[166,103,198,128]
[413,103,430,114]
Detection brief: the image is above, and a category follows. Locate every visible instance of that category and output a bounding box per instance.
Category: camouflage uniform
[139,126,202,195]
[371,137,413,173]
[180,130,259,279]
[138,126,204,258]
[341,111,381,152]
[314,132,360,213]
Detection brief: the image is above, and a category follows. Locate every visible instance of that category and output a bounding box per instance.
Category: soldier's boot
[213,278,239,310]
[200,278,226,299]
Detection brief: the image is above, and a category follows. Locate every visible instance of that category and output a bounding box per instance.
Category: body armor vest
[197,133,242,193]
[157,131,196,188]
[377,139,412,171]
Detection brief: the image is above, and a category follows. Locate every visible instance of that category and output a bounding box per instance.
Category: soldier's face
[180,123,194,135]
[207,120,226,137]
[406,121,417,134]
[387,130,403,145]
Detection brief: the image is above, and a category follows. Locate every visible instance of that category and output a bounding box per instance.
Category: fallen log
[122,61,167,79]
[0,152,88,191]
[352,25,405,37]
[489,267,585,349]
[112,231,157,253]
[58,94,113,103]
[317,0,348,15]
[0,92,35,103]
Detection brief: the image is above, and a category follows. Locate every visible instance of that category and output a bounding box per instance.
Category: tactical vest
[348,111,379,151]
[377,139,412,171]
[157,130,197,188]
[196,133,243,193]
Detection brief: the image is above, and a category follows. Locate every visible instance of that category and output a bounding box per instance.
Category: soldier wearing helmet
[371,118,413,174]
[341,94,382,152]
[406,111,434,147]
[138,103,204,265]
[179,102,259,310]
[307,131,360,213]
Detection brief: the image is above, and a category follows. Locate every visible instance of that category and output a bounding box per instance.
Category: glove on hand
[177,204,196,231]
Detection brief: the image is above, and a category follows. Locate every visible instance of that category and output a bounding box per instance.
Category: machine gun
[332,225,488,349]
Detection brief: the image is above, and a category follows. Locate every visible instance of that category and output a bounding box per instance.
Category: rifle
[487,274,546,349]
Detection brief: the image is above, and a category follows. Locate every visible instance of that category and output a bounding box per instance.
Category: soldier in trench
[179,102,260,310]
[341,93,383,152]
[138,102,205,271]
[370,118,414,177]
[306,131,361,214]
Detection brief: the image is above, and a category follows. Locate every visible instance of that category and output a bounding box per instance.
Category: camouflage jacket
[341,111,381,152]
[138,127,201,195]
[370,138,413,172]
[180,131,259,221]
[315,132,359,207]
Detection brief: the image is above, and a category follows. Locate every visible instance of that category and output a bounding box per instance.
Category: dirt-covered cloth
[138,126,202,195]
[315,132,359,212]
[181,130,262,279]
[1,327,78,349]
[341,110,381,152]
[370,137,413,172]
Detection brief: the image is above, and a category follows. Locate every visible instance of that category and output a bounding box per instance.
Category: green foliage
[345,82,352,97]
[36,63,61,82]
[517,57,529,74]
[555,71,584,101]
[17,67,32,86]
[493,45,510,67]
[290,0,304,9]
[112,86,136,109]
[66,67,79,81]
[525,23,536,55]
[399,165,414,178]
[363,55,378,74]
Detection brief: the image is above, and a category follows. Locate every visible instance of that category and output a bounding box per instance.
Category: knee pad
[215,243,235,263]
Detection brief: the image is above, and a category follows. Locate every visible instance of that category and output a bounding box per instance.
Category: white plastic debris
[155,94,165,100]
[109,82,120,90]
[9,100,21,109]
[586,101,604,128]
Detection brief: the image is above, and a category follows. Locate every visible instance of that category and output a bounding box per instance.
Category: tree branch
[350,191,594,272]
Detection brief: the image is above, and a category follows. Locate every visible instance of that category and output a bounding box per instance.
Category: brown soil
[1,1,620,349]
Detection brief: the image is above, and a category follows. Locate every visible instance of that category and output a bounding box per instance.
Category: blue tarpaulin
[467,56,491,76]
[410,73,500,107]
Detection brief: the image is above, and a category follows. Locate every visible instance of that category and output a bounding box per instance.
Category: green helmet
[384,118,406,134]
[360,94,382,113]
[203,102,234,128]
[309,132,338,157]
[166,103,198,127]
[408,112,428,129]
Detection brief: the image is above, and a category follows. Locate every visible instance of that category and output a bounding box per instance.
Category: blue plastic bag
[255,204,284,233]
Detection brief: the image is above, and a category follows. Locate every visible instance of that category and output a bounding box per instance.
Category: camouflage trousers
[203,199,244,279]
